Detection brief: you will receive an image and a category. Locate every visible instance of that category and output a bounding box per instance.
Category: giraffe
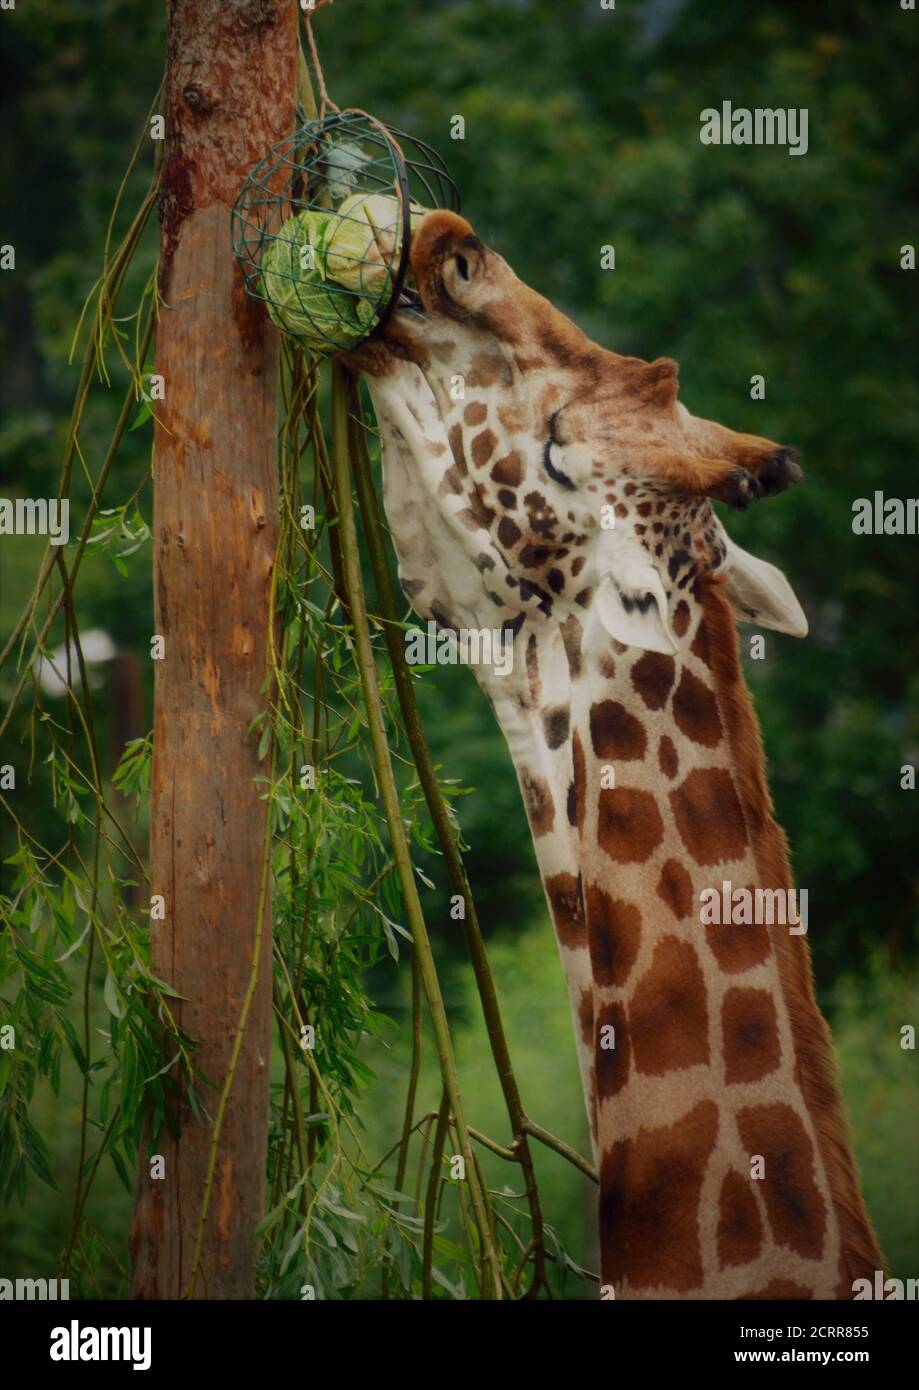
[346,211,884,1299]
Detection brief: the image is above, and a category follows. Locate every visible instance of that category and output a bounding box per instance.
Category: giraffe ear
[595,566,679,656]
[720,533,809,637]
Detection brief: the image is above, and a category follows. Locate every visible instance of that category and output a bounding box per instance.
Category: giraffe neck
[362,352,881,1300]
[482,620,599,1139]
[481,582,882,1299]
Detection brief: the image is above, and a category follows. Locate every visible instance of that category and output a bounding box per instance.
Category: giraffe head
[352,211,806,662]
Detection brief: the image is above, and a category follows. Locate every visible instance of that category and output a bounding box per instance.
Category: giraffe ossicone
[346,211,883,1300]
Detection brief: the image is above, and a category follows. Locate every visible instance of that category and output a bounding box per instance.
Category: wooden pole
[130,0,296,1299]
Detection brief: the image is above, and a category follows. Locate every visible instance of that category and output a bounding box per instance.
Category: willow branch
[421,1089,449,1301]
[348,386,549,1292]
[521,1118,598,1184]
[0,312,156,737]
[330,362,502,1298]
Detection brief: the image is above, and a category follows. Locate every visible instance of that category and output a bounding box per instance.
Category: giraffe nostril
[454,253,470,282]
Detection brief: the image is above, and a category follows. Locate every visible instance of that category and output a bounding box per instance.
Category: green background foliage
[1,0,916,1293]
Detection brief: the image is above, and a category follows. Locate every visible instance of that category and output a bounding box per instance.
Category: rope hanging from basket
[303,1,338,118]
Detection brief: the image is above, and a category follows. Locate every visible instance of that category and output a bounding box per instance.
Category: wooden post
[130,0,296,1299]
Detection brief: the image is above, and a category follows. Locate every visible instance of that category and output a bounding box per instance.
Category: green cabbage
[320,192,425,294]
[260,194,428,352]
[260,209,376,351]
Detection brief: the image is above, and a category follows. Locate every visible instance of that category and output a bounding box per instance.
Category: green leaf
[431,1265,465,1299]
[103,970,125,1020]
[147,974,184,1000]
[257,723,272,762]
[55,920,91,963]
[128,399,152,432]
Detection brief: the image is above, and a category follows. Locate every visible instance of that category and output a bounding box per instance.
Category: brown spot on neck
[631,651,676,711]
[521,768,554,837]
[717,1170,764,1269]
[542,703,570,750]
[599,1099,718,1292]
[589,700,647,762]
[722,987,781,1084]
[698,575,884,1284]
[669,766,748,867]
[585,886,642,988]
[597,786,664,864]
[629,936,710,1075]
[570,730,587,832]
[545,871,586,949]
[656,857,694,920]
[491,450,523,486]
[560,614,583,678]
[471,427,498,469]
[672,667,723,748]
[736,1103,827,1261]
[595,1000,630,1099]
[658,734,679,779]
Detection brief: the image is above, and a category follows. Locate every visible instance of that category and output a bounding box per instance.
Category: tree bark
[130,0,296,1299]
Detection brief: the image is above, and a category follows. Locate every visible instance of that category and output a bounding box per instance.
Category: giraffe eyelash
[543,411,577,491]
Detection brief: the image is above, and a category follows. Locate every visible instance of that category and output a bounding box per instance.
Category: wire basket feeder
[231,109,460,357]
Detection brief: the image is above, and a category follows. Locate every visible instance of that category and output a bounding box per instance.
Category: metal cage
[231,108,460,356]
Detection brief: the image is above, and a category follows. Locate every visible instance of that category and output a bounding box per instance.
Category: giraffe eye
[454,253,470,282]
[544,415,577,491]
